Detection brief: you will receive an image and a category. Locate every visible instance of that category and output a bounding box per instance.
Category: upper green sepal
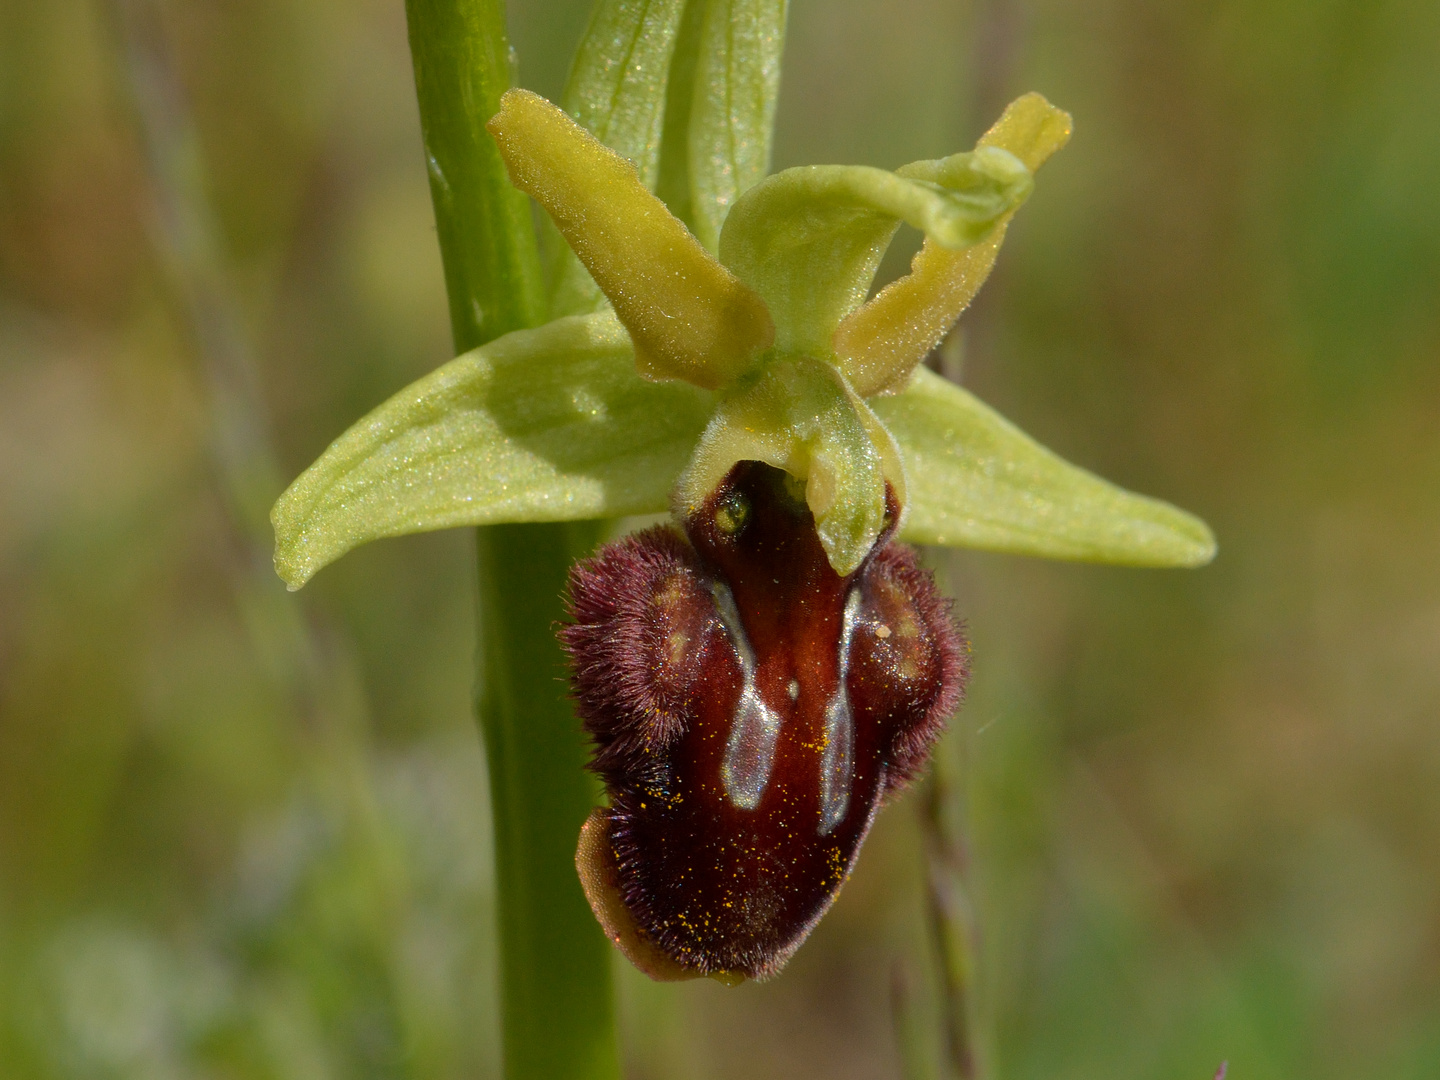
[271,313,710,589]
[874,368,1216,568]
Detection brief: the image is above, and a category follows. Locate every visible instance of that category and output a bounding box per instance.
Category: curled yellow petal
[487,88,774,390]
[833,93,1072,397]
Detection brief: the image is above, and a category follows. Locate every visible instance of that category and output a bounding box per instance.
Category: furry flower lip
[563,461,968,981]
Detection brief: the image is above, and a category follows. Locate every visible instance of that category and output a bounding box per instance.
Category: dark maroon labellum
[562,461,968,981]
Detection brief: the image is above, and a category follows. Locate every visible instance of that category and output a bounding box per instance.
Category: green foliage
[686,0,789,252]
[13,0,1440,1078]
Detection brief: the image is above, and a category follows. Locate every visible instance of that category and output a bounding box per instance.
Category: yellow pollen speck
[875,624,891,639]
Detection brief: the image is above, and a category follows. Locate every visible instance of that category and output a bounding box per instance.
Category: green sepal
[718,150,1032,359]
[673,354,903,576]
[548,0,690,317]
[688,0,790,253]
[873,368,1216,567]
[271,313,711,589]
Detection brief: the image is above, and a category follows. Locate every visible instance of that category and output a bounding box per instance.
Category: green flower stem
[403,2,618,1078]
[476,521,617,1080]
[405,0,544,349]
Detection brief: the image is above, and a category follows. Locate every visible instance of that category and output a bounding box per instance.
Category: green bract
[272,35,1214,588]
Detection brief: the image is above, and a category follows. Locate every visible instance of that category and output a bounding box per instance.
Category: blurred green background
[2,0,1438,1077]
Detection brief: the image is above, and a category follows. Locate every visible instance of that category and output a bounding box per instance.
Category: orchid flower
[270,90,1211,591]
[271,1,1213,987]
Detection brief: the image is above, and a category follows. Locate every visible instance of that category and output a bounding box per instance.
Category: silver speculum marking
[713,580,781,810]
[818,586,860,835]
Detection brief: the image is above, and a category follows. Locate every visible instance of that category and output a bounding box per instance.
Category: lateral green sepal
[271,313,712,588]
[874,368,1216,567]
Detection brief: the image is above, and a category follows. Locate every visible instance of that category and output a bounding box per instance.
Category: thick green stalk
[475,521,616,1080]
[406,0,544,349]
[402,2,619,1078]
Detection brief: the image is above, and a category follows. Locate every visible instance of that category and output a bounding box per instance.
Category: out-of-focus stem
[922,740,984,1080]
[106,0,284,548]
[917,5,1026,1067]
[107,3,453,1071]
[403,2,619,1078]
[105,0,346,735]
[892,959,943,1080]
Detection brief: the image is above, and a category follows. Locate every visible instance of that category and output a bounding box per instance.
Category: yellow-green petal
[874,368,1216,567]
[487,88,774,390]
[271,313,712,589]
[547,0,690,316]
[718,151,1031,362]
[834,93,1072,395]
